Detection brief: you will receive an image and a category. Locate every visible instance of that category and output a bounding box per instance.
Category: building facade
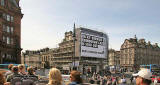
[0,0,23,64]
[53,31,74,72]
[108,49,120,66]
[41,49,55,69]
[53,27,109,74]
[22,48,50,69]
[120,36,160,70]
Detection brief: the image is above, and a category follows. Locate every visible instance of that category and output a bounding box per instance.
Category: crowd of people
[88,73,126,85]
[0,64,154,85]
[88,69,153,85]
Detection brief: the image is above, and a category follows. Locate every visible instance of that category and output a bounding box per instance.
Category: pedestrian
[133,69,152,85]
[153,76,158,85]
[97,74,101,84]
[106,75,112,85]
[18,64,27,75]
[102,75,107,85]
[112,76,119,85]
[5,64,14,78]
[48,68,62,85]
[120,75,127,85]
[68,70,83,85]
[130,75,133,83]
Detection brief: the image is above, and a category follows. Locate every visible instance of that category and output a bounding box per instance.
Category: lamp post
[72,23,76,70]
[22,52,26,64]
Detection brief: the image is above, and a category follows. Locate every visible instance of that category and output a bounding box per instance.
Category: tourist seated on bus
[27,66,38,81]
[18,64,27,75]
[6,66,22,82]
[5,64,14,78]
[0,72,10,85]
[48,68,62,85]
[68,70,83,85]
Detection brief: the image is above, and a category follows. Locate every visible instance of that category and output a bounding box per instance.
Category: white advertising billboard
[80,32,107,58]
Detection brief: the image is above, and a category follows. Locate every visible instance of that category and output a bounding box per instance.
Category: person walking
[130,75,134,83]
[154,76,158,85]
[106,75,112,85]
[112,76,119,85]
[68,70,83,85]
[102,75,107,85]
[133,69,152,85]
[48,68,62,85]
[119,75,127,85]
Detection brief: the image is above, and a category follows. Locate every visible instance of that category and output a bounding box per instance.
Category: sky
[20,0,160,51]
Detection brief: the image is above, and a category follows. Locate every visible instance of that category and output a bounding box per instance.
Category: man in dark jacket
[6,66,22,82]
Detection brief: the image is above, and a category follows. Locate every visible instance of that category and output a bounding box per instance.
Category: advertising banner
[81,32,107,58]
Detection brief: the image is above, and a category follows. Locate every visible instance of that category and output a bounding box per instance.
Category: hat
[133,69,152,80]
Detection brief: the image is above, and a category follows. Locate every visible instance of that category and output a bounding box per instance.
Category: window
[3,24,6,31]
[7,26,10,33]
[3,13,6,19]
[11,16,14,22]
[3,36,6,42]
[11,27,13,33]
[7,37,10,44]
[6,14,10,21]
[1,0,5,6]
[11,38,14,44]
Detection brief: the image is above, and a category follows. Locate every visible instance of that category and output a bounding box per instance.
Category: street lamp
[72,23,76,70]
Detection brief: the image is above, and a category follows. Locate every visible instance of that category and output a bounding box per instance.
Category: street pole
[73,23,76,70]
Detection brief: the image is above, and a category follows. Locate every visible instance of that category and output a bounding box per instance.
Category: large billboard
[80,32,107,58]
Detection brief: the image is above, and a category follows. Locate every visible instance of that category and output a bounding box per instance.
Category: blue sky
[20,0,160,51]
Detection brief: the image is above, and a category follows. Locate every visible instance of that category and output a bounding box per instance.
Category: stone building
[41,49,55,68]
[22,48,50,69]
[120,36,160,70]
[52,31,74,72]
[53,27,108,73]
[0,0,23,64]
[108,49,120,66]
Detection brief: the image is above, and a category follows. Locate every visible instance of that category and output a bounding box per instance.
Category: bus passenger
[48,68,62,85]
[68,70,83,85]
[18,64,27,75]
[6,66,21,82]
[5,64,14,78]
